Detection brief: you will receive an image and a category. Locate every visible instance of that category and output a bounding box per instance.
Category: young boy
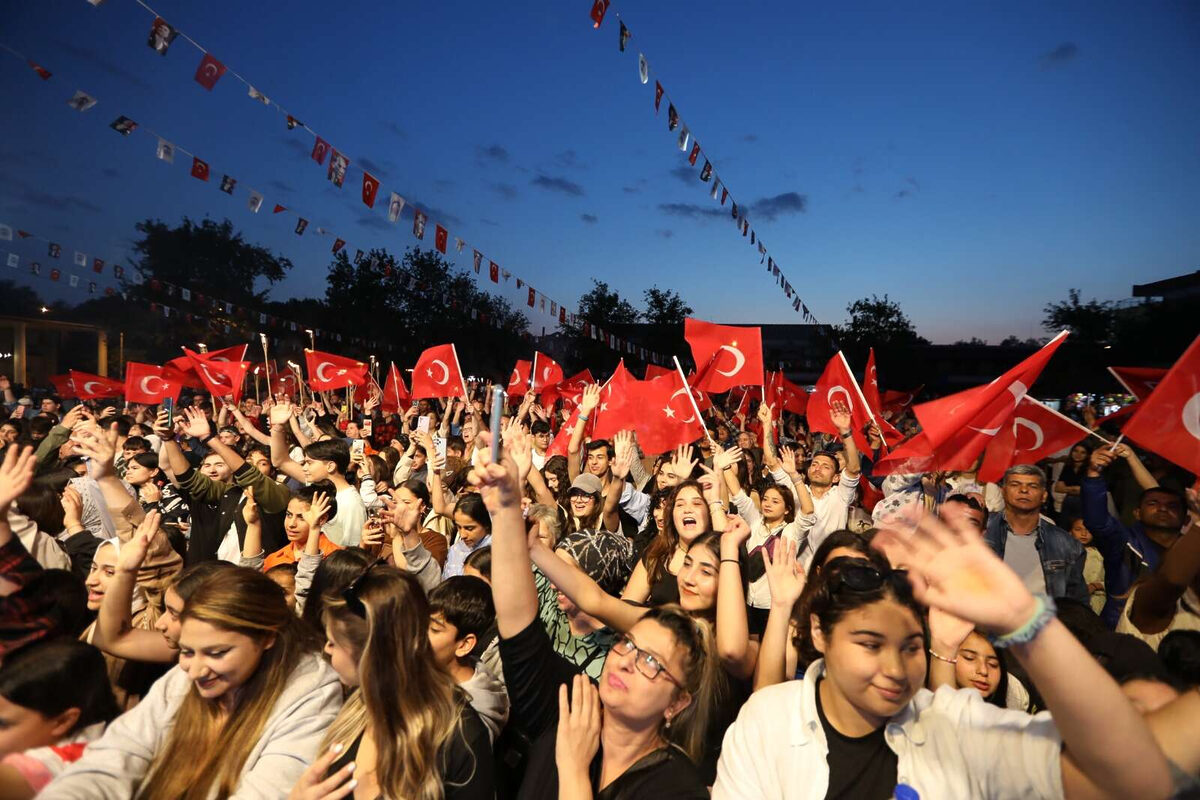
[427,576,509,742]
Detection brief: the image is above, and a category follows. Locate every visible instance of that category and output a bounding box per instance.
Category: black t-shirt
[498,619,708,800]
[646,561,680,606]
[815,678,898,800]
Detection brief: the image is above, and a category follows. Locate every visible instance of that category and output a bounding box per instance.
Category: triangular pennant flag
[273,203,287,213]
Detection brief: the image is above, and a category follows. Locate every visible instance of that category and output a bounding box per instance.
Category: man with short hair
[939,493,987,532]
[39,396,61,417]
[803,403,861,560]
[984,464,1087,605]
[530,419,551,471]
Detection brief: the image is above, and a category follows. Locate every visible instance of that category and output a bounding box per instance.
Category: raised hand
[928,607,976,653]
[61,485,83,528]
[668,444,698,481]
[302,491,331,530]
[59,404,85,431]
[71,424,116,477]
[779,444,798,474]
[0,445,36,513]
[268,400,295,428]
[611,430,635,479]
[242,488,260,525]
[697,464,722,504]
[579,384,601,415]
[555,674,601,780]
[829,401,853,434]
[873,510,1039,636]
[139,482,162,505]
[180,407,212,440]
[467,433,523,513]
[121,511,160,575]
[360,517,385,548]
[505,425,533,484]
[762,538,806,609]
[150,409,171,439]
[756,402,773,425]
[712,444,743,472]
[1087,448,1117,476]
[722,512,753,548]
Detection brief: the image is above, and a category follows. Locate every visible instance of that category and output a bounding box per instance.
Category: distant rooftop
[1132,269,1200,299]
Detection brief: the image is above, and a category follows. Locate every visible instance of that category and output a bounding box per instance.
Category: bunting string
[39,2,670,363]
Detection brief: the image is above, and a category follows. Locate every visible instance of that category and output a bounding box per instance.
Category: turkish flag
[880,387,922,417]
[547,405,583,458]
[190,157,209,181]
[507,360,531,399]
[645,364,673,381]
[381,363,411,413]
[766,370,808,415]
[304,349,369,392]
[362,171,380,208]
[124,362,183,405]
[531,352,564,392]
[590,0,610,28]
[1098,403,1138,429]
[685,317,763,393]
[183,349,249,402]
[634,373,707,454]
[1122,334,1200,475]
[684,371,713,413]
[312,137,330,165]
[168,344,248,381]
[411,343,467,400]
[977,397,1098,483]
[270,370,298,400]
[489,262,499,283]
[194,52,226,90]
[434,225,448,254]
[545,369,595,410]
[875,333,1069,475]
[592,361,639,440]
[1108,366,1167,401]
[68,370,124,399]
[861,349,902,446]
[49,374,76,399]
[807,352,875,452]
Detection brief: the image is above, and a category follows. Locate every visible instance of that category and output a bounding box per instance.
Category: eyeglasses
[824,557,910,595]
[611,635,684,688]
[341,558,387,617]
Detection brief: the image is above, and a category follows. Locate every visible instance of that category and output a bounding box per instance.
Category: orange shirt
[263,534,341,571]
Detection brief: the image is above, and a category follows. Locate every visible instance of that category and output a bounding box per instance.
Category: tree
[642,287,693,326]
[130,217,292,304]
[999,335,1045,348]
[1042,289,1115,347]
[833,294,928,360]
[0,280,47,317]
[953,337,989,346]
[558,280,643,374]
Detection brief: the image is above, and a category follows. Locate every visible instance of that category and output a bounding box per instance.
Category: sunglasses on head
[824,556,910,595]
[341,558,387,618]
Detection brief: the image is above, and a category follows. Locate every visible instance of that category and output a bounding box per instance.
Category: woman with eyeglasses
[289,565,493,800]
[712,512,1173,799]
[475,433,717,799]
[45,567,343,799]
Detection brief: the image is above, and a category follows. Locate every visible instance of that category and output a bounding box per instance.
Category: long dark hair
[0,638,118,736]
[641,479,708,585]
[300,548,374,633]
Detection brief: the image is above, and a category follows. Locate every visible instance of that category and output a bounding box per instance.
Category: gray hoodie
[460,661,509,743]
[42,653,343,799]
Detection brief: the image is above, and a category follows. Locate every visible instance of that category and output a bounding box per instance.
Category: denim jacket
[984,513,1088,606]
[1080,476,1160,628]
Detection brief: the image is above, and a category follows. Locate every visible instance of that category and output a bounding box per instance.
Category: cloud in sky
[659,191,808,222]
[580,213,598,224]
[1040,42,1079,69]
[476,144,510,164]
[490,182,518,199]
[531,174,584,196]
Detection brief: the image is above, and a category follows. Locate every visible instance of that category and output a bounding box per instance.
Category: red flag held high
[645,364,673,381]
[977,397,1100,483]
[766,370,808,415]
[1122,334,1200,476]
[531,352,564,393]
[685,317,763,393]
[435,224,448,254]
[592,361,638,440]
[68,370,124,399]
[1108,366,1168,401]
[634,372,707,454]
[411,344,467,400]
[190,157,209,181]
[507,360,532,399]
[381,363,411,413]
[362,172,380,208]
[547,405,583,458]
[808,352,875,453]
[194,53,227,90]
[49,374,76,399]
[546,370,595,411]
[124,362,183,405]
[685,371,713,413]
[861,348,903,446]
[304,350,369,392]
[880,387,922,417]
[184,349,249,402]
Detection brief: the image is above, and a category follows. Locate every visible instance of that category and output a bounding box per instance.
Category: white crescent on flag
[430,360,450,385]
[315,362,336,383]
[669,386,696,423]
[1183,393,1200,441]
[715,345,745,377]
[508,369,521,387]
[140,375,164,395]
[968,380,1028,436]
[83,381,101,396]
[1013,417,1044,451]
[826,385,853,411]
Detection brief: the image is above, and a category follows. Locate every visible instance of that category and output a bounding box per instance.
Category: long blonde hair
[136,567,319,800]
[320,567,472,800]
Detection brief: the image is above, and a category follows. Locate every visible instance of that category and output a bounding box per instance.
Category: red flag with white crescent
[382,362,410,412]
[685,317,763,393]
[124,362,183,405]
[68,370,124,399]
[507,360,532,399]
[411,344,467,400]
[304,349,369,392]
[1121,334,1200,476]
[977,397,1100,483]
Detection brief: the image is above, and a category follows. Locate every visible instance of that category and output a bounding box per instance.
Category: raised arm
[752,538,806,691]
[528,538,646,634]
[0,446,35,549]
[1129,489,1200,634]
[716,515,758,680]
[567,385,600,482]
[229,405,272,447]
[830,401,861,477]
[268,401,307,483]
[757,403,778,470]
[1115,443,1159,491]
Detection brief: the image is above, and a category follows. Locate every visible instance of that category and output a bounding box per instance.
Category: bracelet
[990,593,1057,649]
[720,558,740,566]
[929,648,958,664]
[839,431,853,439]
[578,415,589,422]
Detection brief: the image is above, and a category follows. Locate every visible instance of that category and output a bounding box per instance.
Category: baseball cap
[569,473,603,496]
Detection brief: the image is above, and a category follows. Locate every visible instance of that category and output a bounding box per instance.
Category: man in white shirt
[804,403,861,564]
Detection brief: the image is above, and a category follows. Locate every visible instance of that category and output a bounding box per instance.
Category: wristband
[202,434,219,445]
[929,648,958,664]
[720,558,740,566]
[839,431,853,439]
[990,593,1056,649]
[578,414,589,422]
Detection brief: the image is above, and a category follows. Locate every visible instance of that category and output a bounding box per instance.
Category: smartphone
[351,439,365,457]
[489,386,504,463]
[361,418,373,437]
[162,396,174,429]
[417,416,431,434]
[432,434,447,461]
[11,405,25,420]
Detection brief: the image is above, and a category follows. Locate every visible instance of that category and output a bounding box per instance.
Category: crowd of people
[0,368,1195,799]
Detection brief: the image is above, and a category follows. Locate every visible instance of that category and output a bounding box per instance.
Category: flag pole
[253,367,261,405]
[531,351,539,393]
[1025,396,1112,445]
[1109,433,1125,453]
[673,356,713,446]
[837,351,878,427]
[391,363,403,411]
[449,343,470,405]
[258,334,271,400]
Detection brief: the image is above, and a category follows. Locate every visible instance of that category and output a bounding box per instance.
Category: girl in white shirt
[713,512,1172,800]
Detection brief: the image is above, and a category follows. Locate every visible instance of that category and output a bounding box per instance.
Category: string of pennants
[20,0,673,364]
[586,2,826,330]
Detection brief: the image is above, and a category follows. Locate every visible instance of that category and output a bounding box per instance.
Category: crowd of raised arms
[0,371,1196,800]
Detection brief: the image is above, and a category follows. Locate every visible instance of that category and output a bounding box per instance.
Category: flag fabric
[619,21,631,51]
[862,348,903,446]
[68,370,124,399]
[678,126,690,151]
[592,361,638,440]
[0,225,10,241]
[109,116,137,136]
[5,254,16,268]
[332,238,346,253]
[766,370,808,415]
[531,352,564,392]
[66,91,97,112]
[184,349,250,402]
[304,349,369,391]
[645,364,673,381]
[49,374,76,398]
[635,371,707,454]
[49,269,60,282]
[328,150,349,187]
[639,54,649,84]
[73,251,87,267]
[190,157,209,181]
[808,352,876,453]
[413,210,427,240]
[700,161,713,182]
[48,243,60,258]
[248,86,270,105]
[685,317,764,393]
[875,334,1069,475]
[147,17,178,55]
[124,362,183,405]
[311,137,330,165]
[655,81,664,111]
[194,53,227,90]
[1121,334,1200,475]
[977,397,1101,483]
[295,218,307,235]
[880,387,922,417]
[381,362,411,413]
[667,104,679,131]
[219,175,236,194]
[28,61,51,80]
[362,172,380,208]
[248,190,264,213]
[547,405,583,458]
[1108,366,1168,401]
[527,288,536,308]
[411,343,467,399]
[92,258,103,273]
[590,0,610,28]
[489,261,499,283]
[434,224,448,254]
[688,142,700,166]
[273,204,287,213]
[507,359,532,398]
[387,193,405,222]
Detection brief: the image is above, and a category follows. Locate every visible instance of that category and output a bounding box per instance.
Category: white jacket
[713,660,1063,800]
[43,653,344,799]
[729,490,815,609]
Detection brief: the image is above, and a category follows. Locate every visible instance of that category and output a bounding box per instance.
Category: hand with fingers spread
[269,400,295,428]
[302,491,331,532]
[668,444,698,482]
[579,384,601,416]
[179,407,212,441]
[505,426,533,484]
[287,742,358,800]
[778,444,799,475]
[467,434,524,514]
[611,430,635,480]
[0,446,36,514]
[71,424,117,478]
[58,404,86,432]
[829,400,853,435]
[712,444,743,473]
[874,511,1039,636]
[555,674,602,781]
[139,482,163,505]
[121,511,161,575]
[763,538,806,610]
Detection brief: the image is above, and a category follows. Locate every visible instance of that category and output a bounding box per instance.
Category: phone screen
[417,416,431,434]
[162,396,174,429]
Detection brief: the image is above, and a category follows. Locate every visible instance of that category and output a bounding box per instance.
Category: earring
[664,715,672,729]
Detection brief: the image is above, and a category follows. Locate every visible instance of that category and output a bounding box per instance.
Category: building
[0,315,110,388]
[1132,269,1200,302]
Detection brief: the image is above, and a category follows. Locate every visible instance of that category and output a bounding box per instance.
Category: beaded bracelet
[929,649,958,664]
[990,593,1057,649]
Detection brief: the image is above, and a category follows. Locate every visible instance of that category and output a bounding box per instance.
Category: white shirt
[323,485,366,547]
[729,490,815,608]
[713,660,1063,800]
[804,471,859,568]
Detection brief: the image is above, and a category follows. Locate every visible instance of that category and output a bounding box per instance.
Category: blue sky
[1,0,1197,344]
